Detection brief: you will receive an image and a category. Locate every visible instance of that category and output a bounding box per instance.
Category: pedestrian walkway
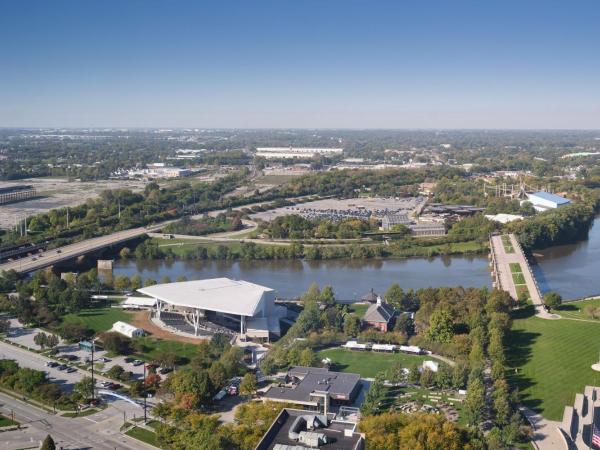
[489,233,557,320]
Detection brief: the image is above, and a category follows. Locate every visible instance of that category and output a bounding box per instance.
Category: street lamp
[90,338,96,402]
[143,363,147,424]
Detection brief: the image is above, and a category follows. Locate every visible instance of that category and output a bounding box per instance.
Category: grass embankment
[555,297,600,320]
[507,305,600,420]
[0,414,18,427]
[132,337,199,364]
[347,303,370,317]
[317,348,427,378]
[126,426,160,448]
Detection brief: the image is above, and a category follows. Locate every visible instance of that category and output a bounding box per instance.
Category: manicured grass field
[555,297,600,320]
[516,285,530,299]
[317,348,427,378]
[63,307,133,333]
[126,426,160,448]
[510,262,522,273]
[512,272,526,285]
[507,307,600,420]
[0,414,18,427]
[132,337,199,364]
[501,235,514,253]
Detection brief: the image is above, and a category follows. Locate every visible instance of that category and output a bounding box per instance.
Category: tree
[113,275,131,291]
[425,309,454,343]
[46,334,59,349]
[99,332,132,355]
[344,315,361,336]
[544,292,562,310]
[0,317,10,334]
[74,376,95,401]
[463,377,486,426]
[385,283,404,309]
[239,373,257,397]
[299,348,317,367]
[34,332,48,349]
[41,435,56,450]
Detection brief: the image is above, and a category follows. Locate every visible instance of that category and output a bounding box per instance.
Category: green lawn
[0,414,18,427]
[63,307,133,333]
[507,306,600,420]
[555,297,600,320]
[347,303,370,317]
[516,285,530,299]
[502,235,514,253]
[126,426,160,448]
[62,408,100,418]
[132,337,200,364]
[512,272,526,285]
[510,262,522,273]
[317,348,427,378]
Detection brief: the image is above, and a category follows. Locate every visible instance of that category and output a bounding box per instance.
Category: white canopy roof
[137,278,273,317]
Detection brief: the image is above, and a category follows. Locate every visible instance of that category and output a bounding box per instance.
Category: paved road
[0,392,151,450]
[0,226,159,275]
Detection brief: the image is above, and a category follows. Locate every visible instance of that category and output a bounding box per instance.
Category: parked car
[100,381,112,388]
[132,360,143,366]
[66,367,77,373]
[227,386,238,396]
[158,367,172,375]
[57,364,68,371]
[45,361,59,368]
[97,357,111,363]
[108,383,121,390]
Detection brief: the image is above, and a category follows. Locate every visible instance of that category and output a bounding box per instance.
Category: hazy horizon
[1,1,599,129]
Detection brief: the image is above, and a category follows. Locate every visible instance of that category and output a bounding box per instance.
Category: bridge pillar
[97,259,114,270]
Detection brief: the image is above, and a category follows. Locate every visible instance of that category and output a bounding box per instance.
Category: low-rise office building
[255,408,364,450]
[263,367,361,413]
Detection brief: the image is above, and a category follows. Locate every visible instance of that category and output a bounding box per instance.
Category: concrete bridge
[489,233,557,319]
[0,225,163,275]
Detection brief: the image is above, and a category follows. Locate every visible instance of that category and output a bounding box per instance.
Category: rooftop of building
[255,408,363,450]
[137,277,274,317]
[363,301,396,324]
[263,367,361,404]
[528,191,570,204]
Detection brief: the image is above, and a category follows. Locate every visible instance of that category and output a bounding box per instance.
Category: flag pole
[590,388,596,450]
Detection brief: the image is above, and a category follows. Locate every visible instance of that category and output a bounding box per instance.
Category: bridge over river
[489,233,557,319]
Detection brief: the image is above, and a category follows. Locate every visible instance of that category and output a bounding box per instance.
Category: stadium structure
[137,278,286,341]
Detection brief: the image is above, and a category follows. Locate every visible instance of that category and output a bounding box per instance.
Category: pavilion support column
[156,299,161,319]
[193,309,200,336]
[240,315,246,335]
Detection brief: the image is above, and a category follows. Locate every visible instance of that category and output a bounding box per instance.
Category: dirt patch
[130,310,206,344]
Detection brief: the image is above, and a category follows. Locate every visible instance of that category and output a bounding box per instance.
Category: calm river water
[532,216,600,300]
[113,217,600,301]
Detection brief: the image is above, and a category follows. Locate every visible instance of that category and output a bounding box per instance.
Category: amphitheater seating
[160,311,196,335]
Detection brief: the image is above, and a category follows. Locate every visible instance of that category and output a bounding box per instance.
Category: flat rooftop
[263,367,361,403]
[255,408,363,450]
[137,277,274,317]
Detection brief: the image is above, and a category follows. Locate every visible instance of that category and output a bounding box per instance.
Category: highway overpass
[0,225,162,275]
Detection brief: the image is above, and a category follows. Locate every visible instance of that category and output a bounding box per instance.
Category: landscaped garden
[507,306,600,420]
[502,235,514,253]
[126,425,160,448]
[317,348,427,378]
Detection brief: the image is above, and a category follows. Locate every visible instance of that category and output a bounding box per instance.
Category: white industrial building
[525,192,571,212]
[137,278,286,340]
[255,147,343,159]
[111,321,145,338]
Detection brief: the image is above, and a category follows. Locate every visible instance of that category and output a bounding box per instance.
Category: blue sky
[1,1,599,129]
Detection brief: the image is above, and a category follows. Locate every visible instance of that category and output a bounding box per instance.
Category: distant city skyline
[1,1,599,129]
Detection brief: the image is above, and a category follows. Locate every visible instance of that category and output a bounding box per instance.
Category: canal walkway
[490,233,557,320]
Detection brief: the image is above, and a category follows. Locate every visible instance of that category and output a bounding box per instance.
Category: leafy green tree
[239,373,257,397]
[425,309,454,343]
[0,317,9,334]
[343,315,361,336]
[385,283,404,309]
[544,292,562,310]
[299,348,317,367]
[463,377,486,426]
[74,376,94,401]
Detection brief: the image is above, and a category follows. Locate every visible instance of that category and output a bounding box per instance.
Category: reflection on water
[114,254,491,301]
[533,217,600,300]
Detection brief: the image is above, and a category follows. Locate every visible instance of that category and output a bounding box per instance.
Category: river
[113,255,492,301]
[113,217,600,301]
[532,215,600,300]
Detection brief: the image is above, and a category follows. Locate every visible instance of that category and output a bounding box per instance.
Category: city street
[0,392,152,450]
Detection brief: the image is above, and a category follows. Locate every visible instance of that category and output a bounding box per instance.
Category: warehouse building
[525,191,571,212]
[255,147,343,159]
[0,185,36,205]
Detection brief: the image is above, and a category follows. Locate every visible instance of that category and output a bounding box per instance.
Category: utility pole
[66,207,70,229]
[90,339,95,402]
[143,363,147,423]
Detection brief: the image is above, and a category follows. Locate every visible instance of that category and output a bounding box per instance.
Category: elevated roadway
[0,225,163,275]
